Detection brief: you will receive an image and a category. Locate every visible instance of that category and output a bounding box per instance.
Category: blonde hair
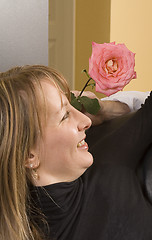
[0,65,70,240]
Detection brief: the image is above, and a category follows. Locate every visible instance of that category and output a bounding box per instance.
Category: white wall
[0,0,48,71]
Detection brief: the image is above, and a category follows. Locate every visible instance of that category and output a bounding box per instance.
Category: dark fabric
[142,143,152,204]
[30,92,152,240]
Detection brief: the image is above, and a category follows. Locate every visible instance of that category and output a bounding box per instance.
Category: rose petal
[89,42,136,95]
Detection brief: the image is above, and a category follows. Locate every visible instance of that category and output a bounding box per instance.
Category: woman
[0,65,150,240]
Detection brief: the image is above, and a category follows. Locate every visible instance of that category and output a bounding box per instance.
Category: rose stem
[79,77,92,96]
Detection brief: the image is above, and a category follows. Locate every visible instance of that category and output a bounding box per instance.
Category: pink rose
[89,42,136,96]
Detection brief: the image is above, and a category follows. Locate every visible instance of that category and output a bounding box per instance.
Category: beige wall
[74,0,111,97]
[110,0,152,92]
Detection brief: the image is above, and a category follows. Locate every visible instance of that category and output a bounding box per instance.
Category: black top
[30,92,152,240]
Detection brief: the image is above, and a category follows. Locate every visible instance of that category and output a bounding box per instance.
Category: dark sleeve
[86,91,152,169]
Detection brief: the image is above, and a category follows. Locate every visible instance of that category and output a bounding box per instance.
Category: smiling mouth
[77,139,88,149]
[77,139,85,147]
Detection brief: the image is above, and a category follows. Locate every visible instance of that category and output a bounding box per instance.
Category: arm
[72,91,131,125]
[88,91,152,169]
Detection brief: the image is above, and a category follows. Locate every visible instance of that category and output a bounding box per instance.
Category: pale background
[0,0,48,71]
[0,0,151,96]
[49,0,110,97]
[110,0,152,92]
[49,0,152,97]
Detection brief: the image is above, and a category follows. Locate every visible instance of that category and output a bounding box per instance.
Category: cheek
[41,129,78,158]
[55,128,78,146]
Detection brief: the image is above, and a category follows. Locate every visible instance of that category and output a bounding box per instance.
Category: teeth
[77,139,85,147]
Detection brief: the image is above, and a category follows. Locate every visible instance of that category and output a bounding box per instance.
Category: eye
[61,111,70,121]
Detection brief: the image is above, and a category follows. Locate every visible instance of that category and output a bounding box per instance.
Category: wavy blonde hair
[0,65,70,240]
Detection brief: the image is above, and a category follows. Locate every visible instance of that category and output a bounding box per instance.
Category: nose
[76,108,92,131]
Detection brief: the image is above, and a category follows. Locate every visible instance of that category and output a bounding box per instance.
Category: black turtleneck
[30,178,84,239]
[30,92,152,240]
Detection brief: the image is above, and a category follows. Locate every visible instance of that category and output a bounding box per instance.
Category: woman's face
[33,81,93,186]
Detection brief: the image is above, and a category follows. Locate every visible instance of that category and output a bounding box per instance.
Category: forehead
[39,80,67,115]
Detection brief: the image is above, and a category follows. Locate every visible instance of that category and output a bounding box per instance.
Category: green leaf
[70,92,82,111]
[78,96,100,115]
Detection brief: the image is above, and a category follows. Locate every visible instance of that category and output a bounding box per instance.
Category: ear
[25,152,40,169]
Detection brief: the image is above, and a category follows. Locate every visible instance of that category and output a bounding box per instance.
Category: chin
[83,151,94,168]
[88,152,94,165]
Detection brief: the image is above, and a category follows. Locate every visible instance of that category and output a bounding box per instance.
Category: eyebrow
[56,100,68,115]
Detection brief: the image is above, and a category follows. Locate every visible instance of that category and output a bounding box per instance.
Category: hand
[71,91,131,125]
